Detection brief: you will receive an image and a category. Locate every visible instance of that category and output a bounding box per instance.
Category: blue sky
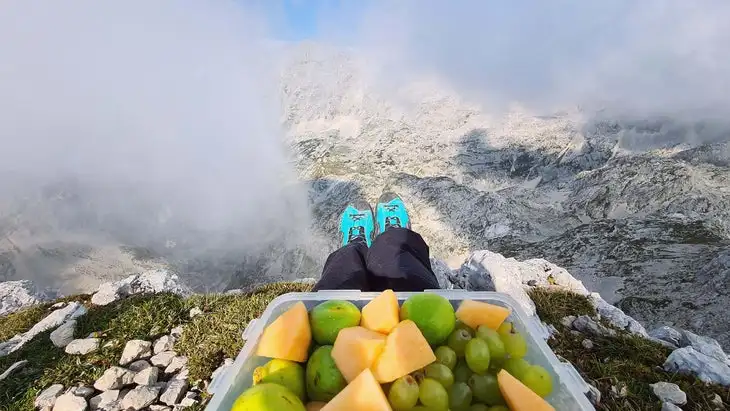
[258,0,366,41]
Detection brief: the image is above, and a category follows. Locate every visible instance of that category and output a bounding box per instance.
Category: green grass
[529,288,730,411]
[0,283,312,411]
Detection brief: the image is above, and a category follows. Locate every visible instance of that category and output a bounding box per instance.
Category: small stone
[586,383,601,406]
[581,339,594,350]
[189,307,203,318]
[149,405,172,411]
[119,340,152,365]
[151,351,178,368]
[526,279,538,287]
[160,379,189,406]
[120,385,161,410]
[649,326,683,348]
[35,384,65,409]
[64,338,100,355]
[610,383,628,398]
[651,382,687,405]
[573,315,617,337]
[711,393,724,408]
[172,367,189,381]
[93,367,135,391]
[52,392,88,411]
[179,391,198,407]
[561,315,577,328]
[570,330,582,337]
[208,358,234,394]
[170,326,184,338]
[133,367,159,385]
[72,385,96,398]
[51,302,68,309]
[153,335,175,354]
[89,389,119,409]
[662,402,683,411]
[50,320,76,348]
[0,360,28,380]
[165,356,188,374]
[128,360,152,372]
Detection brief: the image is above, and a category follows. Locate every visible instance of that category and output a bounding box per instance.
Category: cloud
[0,0,311,288]
[349,0,730,118]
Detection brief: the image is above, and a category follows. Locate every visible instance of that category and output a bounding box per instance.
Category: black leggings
[313,228,440,291]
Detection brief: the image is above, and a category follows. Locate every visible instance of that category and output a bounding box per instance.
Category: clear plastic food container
[205,290,596,411]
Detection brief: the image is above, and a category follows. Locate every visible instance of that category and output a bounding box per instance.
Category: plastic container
[205,290,596,411]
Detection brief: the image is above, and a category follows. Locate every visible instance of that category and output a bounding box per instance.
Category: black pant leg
[366,228,440,291]
[313,242,371,291]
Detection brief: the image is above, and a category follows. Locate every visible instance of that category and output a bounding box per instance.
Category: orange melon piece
[361,289,399,334]
[321,368,392,411]
[332,326,387,382]
[371,320,436,383]
[256,301,311,362]
[498,369,555,411]
[455,299,511,330]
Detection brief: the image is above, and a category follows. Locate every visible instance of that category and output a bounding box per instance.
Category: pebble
[52,392,88,411]
[573,315,617,337]
[179,391,199,407]
[72,385,96,398]
[160,379,189,406]
[120,385,161,410]
[151,351,177,368]
[64,338,100,355]
[93,367,135,391]
[662,402,683,411]
[170,326,184,338]
[133,366,159,385]
[153,335,175,354]
[650,382,687,405]
[610,384,628,398]
[119,340,152,365]
[189,307,203,318]
[561,315,577,328]
[35,384,65,409]
[710,393,724,408]
[582,339,594,350]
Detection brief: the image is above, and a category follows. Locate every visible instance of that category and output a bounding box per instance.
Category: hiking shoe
[339,200,376,247]
[375,192,411,235]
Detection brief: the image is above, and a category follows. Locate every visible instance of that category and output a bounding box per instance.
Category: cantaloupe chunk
[497,369,555,411]
[321,368,392,411]
[332,326,387,382]
[371,320,436,383]
[361,289,399,334]
[455,299,511,330]
[256,301,311,362]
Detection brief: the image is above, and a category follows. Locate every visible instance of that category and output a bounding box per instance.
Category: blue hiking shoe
[375,192,411,235]
[339,200,376,247]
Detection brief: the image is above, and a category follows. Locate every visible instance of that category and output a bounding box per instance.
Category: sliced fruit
[252,359,306,401]
[455,300,510,330]
[331,326,387,382]
[306,402,327,411]
[306,346,346,401]
[256,301,311,362]
[231,383,306,411]
[321,368,392,411]
[361,289,400,334]
[497,369,555,411]
[310,300,362,345]
[371,320,437,383]
[400,293,455,345]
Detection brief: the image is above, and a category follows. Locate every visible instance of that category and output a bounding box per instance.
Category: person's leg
[312,200,376,291]
[366,193,439,291]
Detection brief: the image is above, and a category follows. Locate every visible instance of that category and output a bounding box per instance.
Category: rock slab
[50,320,76,348]
[664,347,730,386]
[65,338,100,355]
[650,382,687,405]
[91,270,191,306]
[0,280,49,316]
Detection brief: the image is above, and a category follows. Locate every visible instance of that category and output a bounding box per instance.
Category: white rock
[120,385,160,410]
[89,389,121,410]
[65,338,100,355]
[679,330,729,364]
[133,366,159,385]
[50,320,76,348]
[119,340,152,365]
[188,307,203,318]
[649,326,683,348]
[661,402,683,411]
[93,367,135,391]
[664,347,730,386]
[0,360,27,380]
[650,382,687,405]
[572,315,616,337]
[153,335,175,354]
[91,270,192,306]
[149,405,172,411]
[208,358,235,394]
[582,339,594,349]
[0,302,86,357]
[165,356,188,374]
[561,315,577,328]
[0,280,50,316]
[151,351,177,368]
[179,391,198,407]
[170,326,184,338]
[590,294,648,336]
[52,392,88,411]
[35,384,65,409]
[430,258,455,290]
[128,360,152,372]
[711,393,724,408]
[72,385,96,398]
[160,379,188,406]
[51,302,67,309]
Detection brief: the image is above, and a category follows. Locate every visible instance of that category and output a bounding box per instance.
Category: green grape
[500,328,528,359]
[496,322,513,336]
[521,364,554,397]
[487,406,510,411]
[447,328,473,357]
[465,338,491,374]
[468,373,505,406]
[469,405,489,411]
[434,346,457,370]
[502,358,531,380]
[419,378,449,410]
[425,363,455,389]
[453,360,473,383]
[454,320,476,337]
[388,375,420,411]
[448,382,473,411]
[476,326,506,368]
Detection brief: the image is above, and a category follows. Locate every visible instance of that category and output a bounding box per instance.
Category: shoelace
[347,212,368,243]
[383,205,402,229]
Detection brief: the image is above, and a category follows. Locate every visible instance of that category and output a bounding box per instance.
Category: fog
[0,1,312,292]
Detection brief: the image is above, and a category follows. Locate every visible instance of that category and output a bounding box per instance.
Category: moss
[529,288,730,410]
